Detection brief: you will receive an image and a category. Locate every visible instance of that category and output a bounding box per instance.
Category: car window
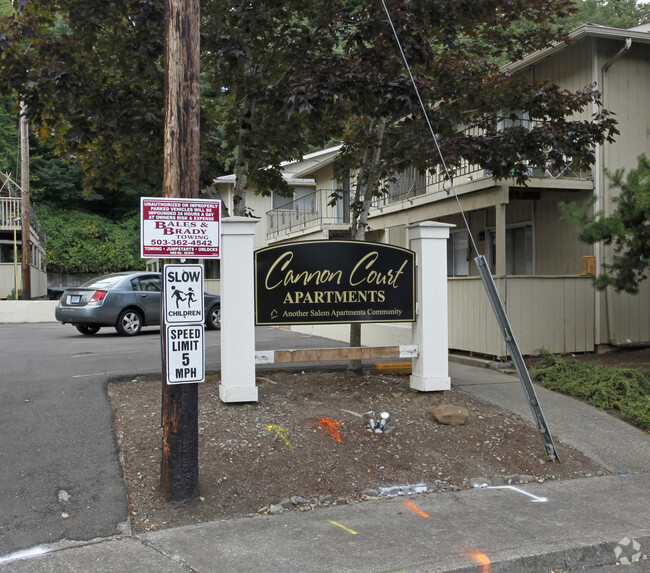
[133,276,161,292]
[82,275,127,289]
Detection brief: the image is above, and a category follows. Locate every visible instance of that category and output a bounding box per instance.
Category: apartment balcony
[371,157,590,212]
[266,189,351,241]
[265,153,590,241]
[0,197,46,242]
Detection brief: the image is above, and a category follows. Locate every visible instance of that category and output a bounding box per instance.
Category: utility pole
[19,102,31,300]
[160,0,201,503]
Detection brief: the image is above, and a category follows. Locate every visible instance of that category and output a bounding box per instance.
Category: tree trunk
[233,80,255,217]
[349,117,387,370]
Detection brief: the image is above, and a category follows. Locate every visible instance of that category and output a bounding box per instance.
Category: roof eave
[505,24,650,73]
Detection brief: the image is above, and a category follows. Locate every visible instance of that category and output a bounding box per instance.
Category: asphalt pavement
[0,324,648,572]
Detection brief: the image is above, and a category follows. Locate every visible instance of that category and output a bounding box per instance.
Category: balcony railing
[0,197,46,243]
[266,189,350,237]
[371,155,589,210]
[266,141,590,238]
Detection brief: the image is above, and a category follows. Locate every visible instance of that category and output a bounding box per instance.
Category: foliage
[6,288,22,300]
[0,0,13,18]
[36,204,145,274]
[530,350,650,431]
[0,94,18,175]
[0,0,166,195]
[561,0,650,30]
[201,0,342,215]
[560,154,650,294]
[288,0,618,238]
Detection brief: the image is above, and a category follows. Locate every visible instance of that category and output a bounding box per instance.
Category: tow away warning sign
[141,197,221,259]
[166,324,205,384]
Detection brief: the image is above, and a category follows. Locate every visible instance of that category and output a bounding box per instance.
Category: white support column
[408,222,452,392]
[219,217,259,403]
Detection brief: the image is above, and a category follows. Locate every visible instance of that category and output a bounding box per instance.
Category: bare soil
[109,351,647,534]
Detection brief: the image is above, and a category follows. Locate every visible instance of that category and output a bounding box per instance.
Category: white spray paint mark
[0,545,51,564]
[486,485,548,503]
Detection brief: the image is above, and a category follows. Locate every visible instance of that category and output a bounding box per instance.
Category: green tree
[0,0,13,18]
[0,95,18,176]
[562,0,650,30]
[561,154,650,294]
[289,0,618,237]
[0,1,166,195]
[201,0,342,215]
[37,204,145,274]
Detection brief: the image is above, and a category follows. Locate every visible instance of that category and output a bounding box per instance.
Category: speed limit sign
[166,324,205,384]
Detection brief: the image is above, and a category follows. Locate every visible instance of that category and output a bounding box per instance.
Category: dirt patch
[560,346,650,370]
[109,368,604,534]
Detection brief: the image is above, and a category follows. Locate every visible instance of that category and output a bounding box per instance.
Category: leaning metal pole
[474,255,560,462]
[380,0,559,462]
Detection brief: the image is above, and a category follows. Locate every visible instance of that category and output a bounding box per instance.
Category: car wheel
[206,305,221,330]
[115,309,143,336]
[75,324,101,335]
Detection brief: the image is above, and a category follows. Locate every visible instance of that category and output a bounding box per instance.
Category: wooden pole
[19,102,31,300]
[161,0,201,502]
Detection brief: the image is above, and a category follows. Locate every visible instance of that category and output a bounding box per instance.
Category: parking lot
[0,323,343,556]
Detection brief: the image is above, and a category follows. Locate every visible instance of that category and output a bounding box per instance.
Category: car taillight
[90,290,108,302]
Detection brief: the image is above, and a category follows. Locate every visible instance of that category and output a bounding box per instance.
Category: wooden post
[160,0,201,503]
[19,102,31,300]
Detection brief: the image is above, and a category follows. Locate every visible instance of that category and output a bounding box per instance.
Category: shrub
[530,350,650,431]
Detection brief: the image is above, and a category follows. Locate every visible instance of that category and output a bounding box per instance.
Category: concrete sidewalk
[1,361,648,572]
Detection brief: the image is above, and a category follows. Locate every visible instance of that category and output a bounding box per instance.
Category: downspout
[600,37,632,346]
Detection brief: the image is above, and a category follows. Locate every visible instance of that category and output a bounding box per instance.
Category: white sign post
[163,263,205,385]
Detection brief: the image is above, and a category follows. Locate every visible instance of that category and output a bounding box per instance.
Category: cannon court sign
[254,240,415,325]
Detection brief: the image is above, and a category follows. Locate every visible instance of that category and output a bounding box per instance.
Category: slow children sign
[254,240,415,325]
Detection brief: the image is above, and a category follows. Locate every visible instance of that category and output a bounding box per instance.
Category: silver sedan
[55,271,221,336]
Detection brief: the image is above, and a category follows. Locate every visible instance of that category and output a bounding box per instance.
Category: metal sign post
[474,255,560,462]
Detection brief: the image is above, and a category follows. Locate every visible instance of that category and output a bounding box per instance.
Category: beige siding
[605,282,650,345]
[601,39,650,195]
[0,264,47,299]
[311,164,335,190]
[448,276,595,355]
[534,190,593,275]
[448,277,506,356]
[533,38,594,119]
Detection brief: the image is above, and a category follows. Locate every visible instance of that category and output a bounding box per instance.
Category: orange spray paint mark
[404,500,429,518]
[318,417,342,442]
[470,551,491,573]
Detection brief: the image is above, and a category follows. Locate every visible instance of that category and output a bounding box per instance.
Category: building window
[204,259,220,280]
[272,188,316,211]
[447,230,470,277]
[488,224,533,275]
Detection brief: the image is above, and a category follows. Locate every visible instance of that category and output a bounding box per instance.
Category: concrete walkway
[1,361,648,572]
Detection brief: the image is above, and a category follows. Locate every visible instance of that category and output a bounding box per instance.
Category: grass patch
[529,351,650,432]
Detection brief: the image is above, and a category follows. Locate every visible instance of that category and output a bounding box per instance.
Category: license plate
[68,295,81,304]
